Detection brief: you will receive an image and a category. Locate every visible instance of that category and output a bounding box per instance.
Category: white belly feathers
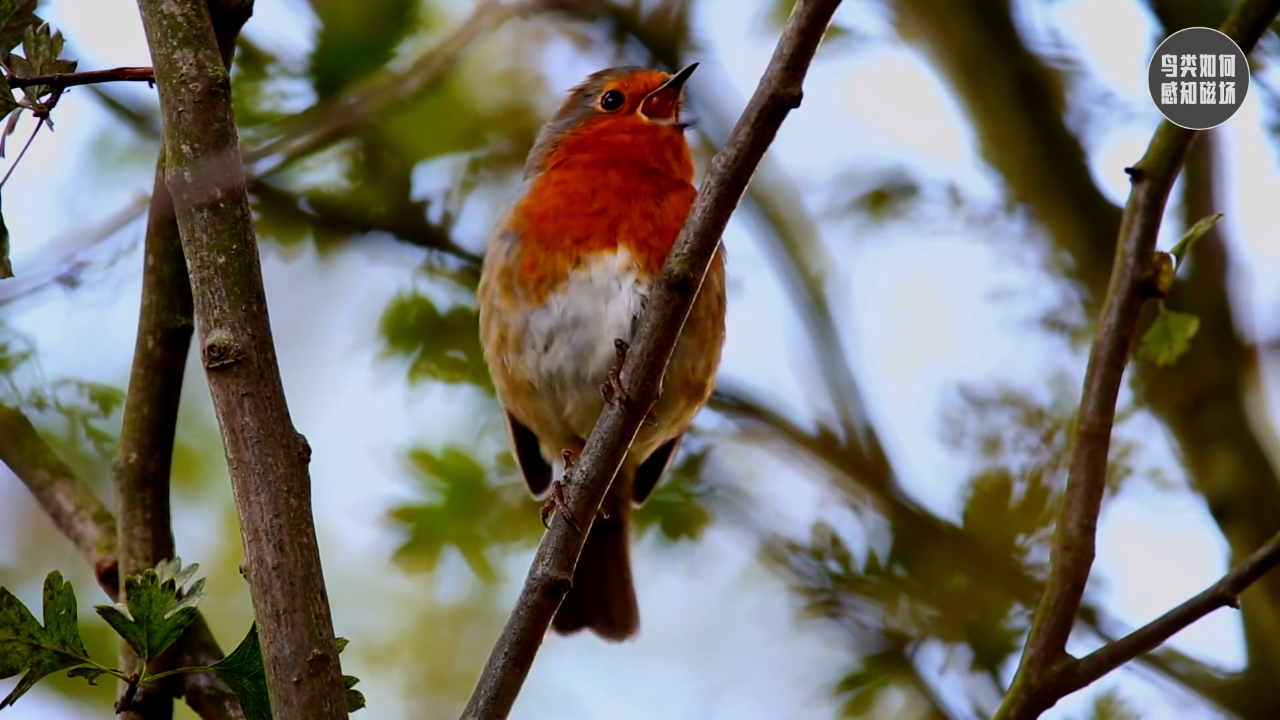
[516,248,649,436]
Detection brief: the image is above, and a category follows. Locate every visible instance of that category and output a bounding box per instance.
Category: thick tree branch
[1055,531,1280,698]
[8,67,154,89]
[996,2,1280,718]
[459,2,841,718]
[0,404,118,591]
[134,0,347,716]
[114,2,251,718]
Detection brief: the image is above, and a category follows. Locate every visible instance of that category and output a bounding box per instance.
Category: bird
[477,63,726,641]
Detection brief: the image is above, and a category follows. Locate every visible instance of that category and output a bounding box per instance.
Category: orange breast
[506,119,697,304]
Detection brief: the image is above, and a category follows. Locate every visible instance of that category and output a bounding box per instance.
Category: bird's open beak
[639,63,697,126]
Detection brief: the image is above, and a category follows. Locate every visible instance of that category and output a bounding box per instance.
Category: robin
[477,63,726,641]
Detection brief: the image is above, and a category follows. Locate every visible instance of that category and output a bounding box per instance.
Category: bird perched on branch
[477,64,726,641]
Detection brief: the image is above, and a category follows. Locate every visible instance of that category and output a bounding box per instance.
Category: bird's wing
[504,410,553,497]
[631,434,681,504]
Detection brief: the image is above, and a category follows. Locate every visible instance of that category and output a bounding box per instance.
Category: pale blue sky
[2,0,1279,718]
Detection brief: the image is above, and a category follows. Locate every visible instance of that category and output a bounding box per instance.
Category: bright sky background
[3,0,1280,718]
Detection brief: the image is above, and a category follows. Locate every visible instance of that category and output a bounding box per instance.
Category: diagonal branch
[135,0,347,715]
[996,2,1280,717]
[459,1,842,717]
[0,404,118,591]
[1056,530,1280,698]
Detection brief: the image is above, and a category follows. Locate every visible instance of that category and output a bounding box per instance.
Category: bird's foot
[600,339,630,405]
[540,480,580,532]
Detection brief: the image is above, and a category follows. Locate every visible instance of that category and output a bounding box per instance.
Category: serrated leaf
[1136,309,1200,368]
[212,624,272,720]
[14,23,78,104]
[94,566,204,664]
[0,571,94,708]
[66,665,105,686]
[1170,213,1222,269]
[0,0,39,53]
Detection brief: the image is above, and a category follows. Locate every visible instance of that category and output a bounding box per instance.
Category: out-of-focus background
[2,0,1279,717]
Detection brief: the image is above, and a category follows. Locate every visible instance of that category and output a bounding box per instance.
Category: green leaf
[212,624,272,720]
[1136,309,1200,368]
[13,23,78,105]
[1170,212,1222,269]
[378,293,490,389]
[0,83,17,155]
[343,674,365,713]
[0,571,94,708]
[94,561,205,664]
[0,0,39,53]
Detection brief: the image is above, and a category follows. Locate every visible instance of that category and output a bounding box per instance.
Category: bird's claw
[600,339,630,405]
[540,480,580,532]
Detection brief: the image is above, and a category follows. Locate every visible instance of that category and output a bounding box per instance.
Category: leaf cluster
[0,559,364,718]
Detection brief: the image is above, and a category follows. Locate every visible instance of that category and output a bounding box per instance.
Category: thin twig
[996,1,1280,717]
[1057,531,1280,696]
[0,117,44,189]
[459,1,842,718]
[136,0,348,714]
[8,67,154,89]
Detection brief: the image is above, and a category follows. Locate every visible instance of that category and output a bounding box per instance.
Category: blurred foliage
[379,292,490,390]
[2,0,1279,717]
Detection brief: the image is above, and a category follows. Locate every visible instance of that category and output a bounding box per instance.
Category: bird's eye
[600,90,625,112]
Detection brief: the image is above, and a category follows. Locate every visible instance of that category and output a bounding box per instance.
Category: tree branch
[134,0,347,715]
[1056,531,1280,698]
[114,2,252,718]
[459,1,841,717]
[996,2,1280,717]
[7,67,154,89]
[0,404,118,591]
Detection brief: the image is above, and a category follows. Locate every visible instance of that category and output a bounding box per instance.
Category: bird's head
[524,64,698,180]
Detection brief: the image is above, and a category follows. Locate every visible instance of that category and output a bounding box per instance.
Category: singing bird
[477,64,726,641]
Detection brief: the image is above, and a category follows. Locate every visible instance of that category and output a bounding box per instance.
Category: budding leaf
[212,624,272,720]
[1137,309,1200,367]
[94,562,205,663]
[1170,212,1222,269]
[0,571,94,708]
[344,674,366,713]
[333,636,365,713]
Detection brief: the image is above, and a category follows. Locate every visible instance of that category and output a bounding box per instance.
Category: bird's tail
[551,470,638,641]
